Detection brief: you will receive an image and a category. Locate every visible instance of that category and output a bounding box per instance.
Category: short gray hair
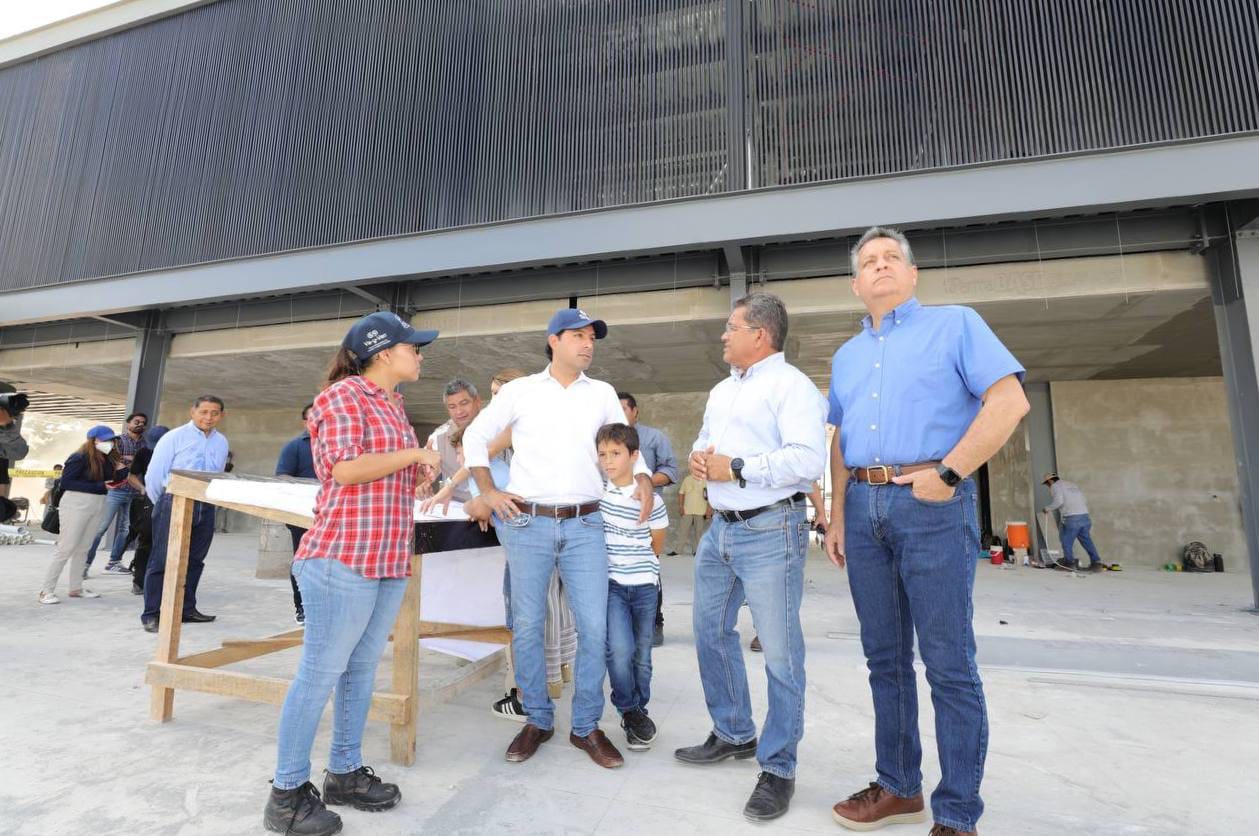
[443,378,479,399]
[734,292,788,351]
[850,226,915,274]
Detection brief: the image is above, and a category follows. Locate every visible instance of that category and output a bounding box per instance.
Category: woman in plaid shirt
[265,312,442,836]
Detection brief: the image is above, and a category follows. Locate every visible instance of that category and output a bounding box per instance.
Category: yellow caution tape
[8,469,59,478]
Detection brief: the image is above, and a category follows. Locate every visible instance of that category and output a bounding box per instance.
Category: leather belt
[852,462,940,485]
[513,500,601,520]
[718,492,806,523]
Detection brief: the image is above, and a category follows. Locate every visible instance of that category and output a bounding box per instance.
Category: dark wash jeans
[844,478,987,833]
[141,494,216,621]
[606,578,657,715]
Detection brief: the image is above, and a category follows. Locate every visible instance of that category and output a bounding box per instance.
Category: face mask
[95,441,114,455]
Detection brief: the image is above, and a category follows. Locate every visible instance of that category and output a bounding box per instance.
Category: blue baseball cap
[547,307,607,339]
[87,425,118,441]
[342,312,439,361]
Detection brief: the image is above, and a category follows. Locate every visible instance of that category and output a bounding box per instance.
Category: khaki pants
[677,513,707,554]
[42,491,106,594]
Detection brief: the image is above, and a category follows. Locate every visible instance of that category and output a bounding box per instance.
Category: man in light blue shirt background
[140,395,231,633]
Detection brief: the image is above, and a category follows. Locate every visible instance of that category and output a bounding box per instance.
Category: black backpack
[1182,541,1212,572]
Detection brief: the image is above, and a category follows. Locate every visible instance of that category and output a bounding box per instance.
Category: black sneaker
[1054,558,1078,571]
[264,781,343,835]
[322,766,400,812]
[295,608,305,625]
[131,582,143,596]
[1089,561,1107,573]
[621,709,657,751]
[492,689,527,723]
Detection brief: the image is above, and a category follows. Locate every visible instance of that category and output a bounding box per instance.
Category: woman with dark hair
[264,312,442,836]
[38,425,128,604]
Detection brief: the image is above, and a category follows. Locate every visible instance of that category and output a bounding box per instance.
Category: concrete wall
[986,417,1032,541]
[1051,377,1246,571]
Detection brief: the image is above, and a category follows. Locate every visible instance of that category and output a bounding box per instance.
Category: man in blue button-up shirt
[140,395,231,632]
[674,293,826,823]
[826,227,1028,835]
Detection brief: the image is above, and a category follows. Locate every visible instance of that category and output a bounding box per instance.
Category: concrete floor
[2,535,1257,835]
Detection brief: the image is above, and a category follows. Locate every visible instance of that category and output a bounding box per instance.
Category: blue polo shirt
[827,298,1024,468]
[275,432,316,480]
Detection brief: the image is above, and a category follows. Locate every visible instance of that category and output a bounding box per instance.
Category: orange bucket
[1006,521,1030,550]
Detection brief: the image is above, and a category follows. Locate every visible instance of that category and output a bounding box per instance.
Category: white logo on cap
[362,328,390,350]
[577,309,590,319]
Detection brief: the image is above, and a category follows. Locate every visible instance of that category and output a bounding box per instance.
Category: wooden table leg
[390,553,421,765]
[150,495,194,722]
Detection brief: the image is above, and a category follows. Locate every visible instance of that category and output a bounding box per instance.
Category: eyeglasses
[723,323,763,334]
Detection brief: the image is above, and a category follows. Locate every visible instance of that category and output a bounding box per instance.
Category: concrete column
[1207,203,1259,610]
[1024,382,1057,557]
[126,311,170,421]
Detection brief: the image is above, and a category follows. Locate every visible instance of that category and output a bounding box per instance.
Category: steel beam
[125,311,171,423]
[1024,382,1058,561]
[4,135,1259,327]
[1207,202,1259,610]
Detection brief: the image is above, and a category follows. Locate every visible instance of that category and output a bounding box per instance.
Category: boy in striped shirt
[596,423,669,751]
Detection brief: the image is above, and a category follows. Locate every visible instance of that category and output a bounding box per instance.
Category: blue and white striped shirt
[600,483,668,586]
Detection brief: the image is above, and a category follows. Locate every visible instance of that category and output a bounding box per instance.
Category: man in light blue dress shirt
[826,227,1029,835]
[140,395,231,632]
[674,293,826,823]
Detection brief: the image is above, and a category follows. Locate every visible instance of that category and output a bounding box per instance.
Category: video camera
[0,392,30,416]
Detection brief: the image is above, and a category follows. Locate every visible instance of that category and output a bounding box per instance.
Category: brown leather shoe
[569,729,624,769]
[505,724,553,763]
[929,826,977,836]
[831,781,926,830]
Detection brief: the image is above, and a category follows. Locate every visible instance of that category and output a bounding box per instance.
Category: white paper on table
[418,545,508,662]
[203,478,467,523]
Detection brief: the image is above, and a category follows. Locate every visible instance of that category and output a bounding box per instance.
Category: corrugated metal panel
[747,0,1259,187]
[0,0,1257,293]
[0,0,731,292]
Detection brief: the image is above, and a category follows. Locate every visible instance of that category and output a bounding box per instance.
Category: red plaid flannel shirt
[295,376,419,578]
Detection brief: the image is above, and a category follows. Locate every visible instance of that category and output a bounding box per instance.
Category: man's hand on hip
[892,468,956,502]
[479,488,525,521]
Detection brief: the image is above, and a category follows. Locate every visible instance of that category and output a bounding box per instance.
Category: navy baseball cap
[547,307,607,339]
[342,312,439,361]
[87,425,118,441]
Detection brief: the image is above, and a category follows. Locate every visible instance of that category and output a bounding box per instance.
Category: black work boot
[743,772,795,822]
[323,766,401,812]
[263,781,343,835]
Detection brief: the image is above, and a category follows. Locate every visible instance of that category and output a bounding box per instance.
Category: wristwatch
[936,464,962,487]
[730,457,747,488]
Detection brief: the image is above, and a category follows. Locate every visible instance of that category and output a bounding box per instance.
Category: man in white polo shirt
[463,308,655,771]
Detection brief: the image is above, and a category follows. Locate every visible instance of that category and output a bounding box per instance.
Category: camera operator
[0,392,31,500]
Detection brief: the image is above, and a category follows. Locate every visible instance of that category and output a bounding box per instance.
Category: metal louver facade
[0,0,1257,293]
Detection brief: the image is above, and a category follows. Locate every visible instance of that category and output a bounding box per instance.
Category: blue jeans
[606,579,657,715]
[844,479,986,832]
[1059,514,1102,565]
[141,494,216,621]
[274,558,408,789]
[692,501,808,780]
[493,510,608,736]
[84,489,134,567]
